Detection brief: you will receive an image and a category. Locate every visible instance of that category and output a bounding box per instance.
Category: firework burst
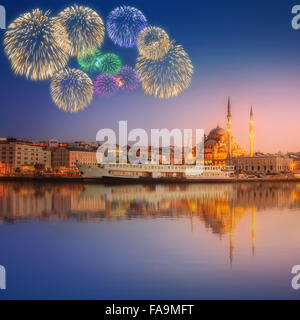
[137,26,171,60]
[136,41,193,99]
[98,53,122,75]
[4,9,70,81]
[107,6,147,48]
[78,48,102,73]
[51,68,94,112]
[94,74,119,97]
[57,5,105,56]
[117,66,140,91]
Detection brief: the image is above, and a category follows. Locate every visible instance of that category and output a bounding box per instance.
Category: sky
[0,0,300,153]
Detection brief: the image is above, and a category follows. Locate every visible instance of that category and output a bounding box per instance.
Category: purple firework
[117,66,140,91]
[107,6,147,48]
[94,74,119,97]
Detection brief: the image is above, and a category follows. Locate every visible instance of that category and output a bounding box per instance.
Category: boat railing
[104,163,235,172]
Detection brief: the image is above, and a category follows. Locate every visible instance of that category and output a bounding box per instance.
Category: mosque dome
[205,139,218,147]
[207,126,227,141]
[209,126,227,136]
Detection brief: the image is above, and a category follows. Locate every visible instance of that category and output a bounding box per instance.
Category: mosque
[204,98,254,165]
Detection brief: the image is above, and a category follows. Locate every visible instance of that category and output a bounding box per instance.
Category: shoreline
[0,175,300,184]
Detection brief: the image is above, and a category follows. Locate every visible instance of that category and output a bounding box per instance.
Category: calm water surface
[0,181,300,299]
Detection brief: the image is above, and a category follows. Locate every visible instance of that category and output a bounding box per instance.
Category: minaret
[249,106,254,157]
[227,97,232,161]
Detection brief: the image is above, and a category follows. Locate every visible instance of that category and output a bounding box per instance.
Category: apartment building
[52,147,97,168]
[0,138,51,168]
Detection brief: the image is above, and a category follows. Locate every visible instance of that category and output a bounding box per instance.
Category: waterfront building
[0,162,8,175]
[234,155,293,174]
[0,138,51,169]
[52,147,97,169]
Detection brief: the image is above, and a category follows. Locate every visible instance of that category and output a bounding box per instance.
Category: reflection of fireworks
[4,9,69,81]
[136,41,193,99]
[58,5,105,56]
[117,66,140,91]
[138,27,170,60]
[51,68,94,112]
[107,6,147,48]
[78,48,102,73]
[94,74,119,97]
[98,53,122,75]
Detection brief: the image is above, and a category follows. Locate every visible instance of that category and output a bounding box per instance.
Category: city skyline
[1,101,298,156]
[0,0,300,153]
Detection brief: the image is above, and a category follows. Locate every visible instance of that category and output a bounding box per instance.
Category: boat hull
[77,163,236,184]
[102,176,236,184]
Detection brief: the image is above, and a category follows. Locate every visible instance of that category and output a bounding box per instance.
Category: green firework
[98,53,122,75]
[77,48,103,73]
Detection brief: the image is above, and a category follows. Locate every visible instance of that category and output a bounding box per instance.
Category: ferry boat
[76,163,236,183]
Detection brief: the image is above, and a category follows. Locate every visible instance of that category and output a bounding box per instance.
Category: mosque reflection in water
[1,182,300,265]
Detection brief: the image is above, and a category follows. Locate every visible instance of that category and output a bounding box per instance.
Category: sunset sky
[0,0,300,153]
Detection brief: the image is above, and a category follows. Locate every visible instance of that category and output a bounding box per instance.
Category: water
[0,181,300,300]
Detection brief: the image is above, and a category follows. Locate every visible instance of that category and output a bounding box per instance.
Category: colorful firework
[136,41,193,99]
[115,76,123,88]
[57,5,105,56]
[107,6,147,48]
[94,74,119,97]
[137,26,171,60]
[98,53,122,75]
[4,9,70,81]
[51,68,94,112]
[117,66,140,91]
[78,48,103,73]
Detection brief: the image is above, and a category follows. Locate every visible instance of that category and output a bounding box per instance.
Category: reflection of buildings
[1,182,300,220]
[1,182,300,264]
